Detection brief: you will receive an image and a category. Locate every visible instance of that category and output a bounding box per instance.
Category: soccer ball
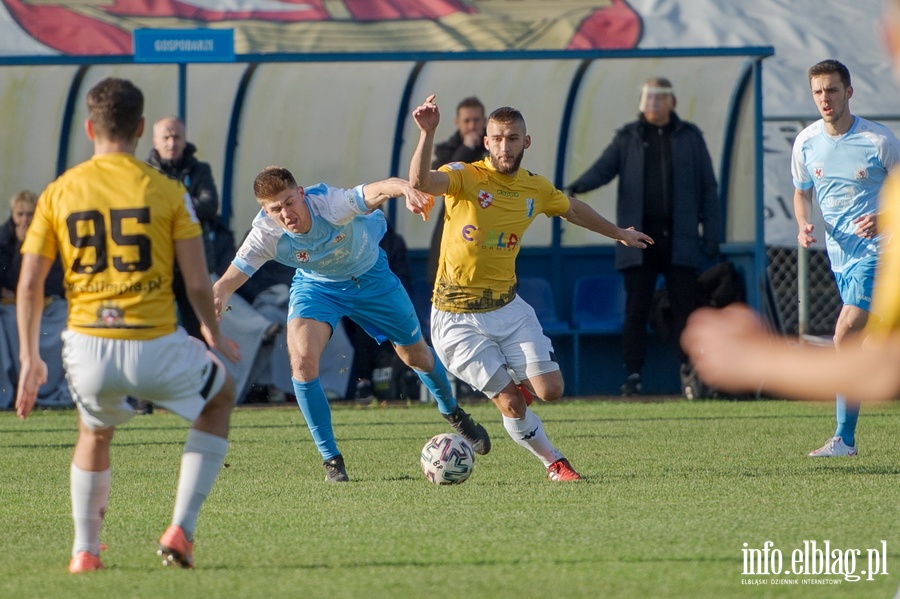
[420,433,475,485]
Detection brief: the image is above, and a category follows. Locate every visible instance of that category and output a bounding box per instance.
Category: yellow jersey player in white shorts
[15,78,239,573]
[409,95,654,481]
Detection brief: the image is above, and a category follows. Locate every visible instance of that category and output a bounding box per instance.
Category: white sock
[172,429,228,539]
[70,464,110,556]
[502,408,563,468]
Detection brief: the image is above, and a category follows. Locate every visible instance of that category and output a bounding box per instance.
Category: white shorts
[430,295,558,397]
[62,328,227,429]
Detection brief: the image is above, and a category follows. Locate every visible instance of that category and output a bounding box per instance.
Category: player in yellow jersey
[409,94,653,481]
[15,77,239,573]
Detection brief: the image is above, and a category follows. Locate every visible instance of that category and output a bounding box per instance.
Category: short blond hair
[9,189,37,211]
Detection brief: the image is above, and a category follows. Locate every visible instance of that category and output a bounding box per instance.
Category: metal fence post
[797,244,808,339]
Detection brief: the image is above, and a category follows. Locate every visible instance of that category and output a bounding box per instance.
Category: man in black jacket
[148,116,235,339]
[567,78,720,396]
[426,97,489,286]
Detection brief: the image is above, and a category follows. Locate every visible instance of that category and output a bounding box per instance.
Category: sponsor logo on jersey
[315,247,350,269]
[822,193,854,209]
[96,304,124,327]
[526,198,535,218]
[461,225,518,250]
[478,190,493,208]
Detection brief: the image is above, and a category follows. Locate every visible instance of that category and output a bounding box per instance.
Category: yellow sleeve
[867,174,900,335]
[439,162,473,200]
[544,184,571,217]
[171,188,203,241]
[21,187,59,260]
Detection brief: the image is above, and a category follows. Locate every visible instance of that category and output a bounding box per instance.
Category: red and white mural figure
[2,0,641,55]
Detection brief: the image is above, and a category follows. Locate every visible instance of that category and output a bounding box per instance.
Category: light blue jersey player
[213,166,490,481]
[792,115,898,275]
[791,59,900,457]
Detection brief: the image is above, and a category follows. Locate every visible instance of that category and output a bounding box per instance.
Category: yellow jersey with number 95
[22,153,202,340]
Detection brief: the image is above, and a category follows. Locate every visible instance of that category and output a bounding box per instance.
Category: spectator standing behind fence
[790,59,900,458]
[14,77,238,573]
[426,97,489,287]
[566,77,720,397]
[0,190,70,409]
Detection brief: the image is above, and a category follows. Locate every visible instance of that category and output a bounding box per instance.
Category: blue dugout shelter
[0,42,773,395]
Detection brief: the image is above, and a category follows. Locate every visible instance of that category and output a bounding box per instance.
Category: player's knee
[396,340,433,371]
[209,375,237,411]
[289,354,319,380]
[79,420,115,445]
[536,384,564,402]
[531,372,564,401]
[491,390,527,419]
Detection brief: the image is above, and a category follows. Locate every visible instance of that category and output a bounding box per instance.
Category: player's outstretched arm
[175,237,240,363]
[14,253,52,420]
[561,196,653,248]
[363,178,434,220]
[409,94,451,197]
[682,304,900,403]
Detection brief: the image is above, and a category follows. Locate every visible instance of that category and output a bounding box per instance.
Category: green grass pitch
[2,399,899,598]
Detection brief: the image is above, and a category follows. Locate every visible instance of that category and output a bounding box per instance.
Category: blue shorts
[834,256,876,311]
[288,255,423,346]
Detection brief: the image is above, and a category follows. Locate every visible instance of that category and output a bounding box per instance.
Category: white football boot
[808,436,858,457]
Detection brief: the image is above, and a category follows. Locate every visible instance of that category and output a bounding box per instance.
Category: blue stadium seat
[571,274,626,333]
[569,274,626,395]
[515,276,572,334]
[410,278,433,336]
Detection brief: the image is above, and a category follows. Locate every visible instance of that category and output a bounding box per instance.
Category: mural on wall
[1,0,641,55]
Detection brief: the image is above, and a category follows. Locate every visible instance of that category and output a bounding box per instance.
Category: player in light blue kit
[213,166,490,481]
[791,59,900,457]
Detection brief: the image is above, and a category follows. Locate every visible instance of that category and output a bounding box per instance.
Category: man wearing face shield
[567,78,720,397]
